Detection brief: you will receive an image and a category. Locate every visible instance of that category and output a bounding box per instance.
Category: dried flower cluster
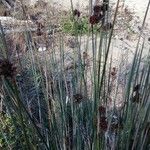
[90,14,102,25]
[98,106,123,132]
[100,116,108,131]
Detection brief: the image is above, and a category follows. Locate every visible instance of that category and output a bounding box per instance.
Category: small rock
[38,46,46,52]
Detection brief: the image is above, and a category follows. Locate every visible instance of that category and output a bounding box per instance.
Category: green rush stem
[99,0,120,99]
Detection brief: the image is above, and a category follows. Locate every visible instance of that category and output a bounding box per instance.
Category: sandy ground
[1,0,149,58]
[51,0,150,61]
[51,0,150,17]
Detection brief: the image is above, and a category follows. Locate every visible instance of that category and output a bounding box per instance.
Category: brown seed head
[89,14,102,25]
[99,116,108,131]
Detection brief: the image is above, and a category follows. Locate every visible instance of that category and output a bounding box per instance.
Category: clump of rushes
[73,9,81,17]
[0,59,17,79]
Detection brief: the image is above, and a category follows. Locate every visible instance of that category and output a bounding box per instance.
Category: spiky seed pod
[0,59,17,78]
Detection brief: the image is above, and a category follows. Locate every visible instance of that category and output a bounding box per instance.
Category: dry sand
[51,0,150,62]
